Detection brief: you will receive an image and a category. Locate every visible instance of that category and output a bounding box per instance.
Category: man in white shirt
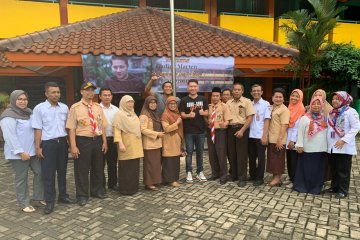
[99,88,119,191]
[248,84,271,186]
[32,82,76,214]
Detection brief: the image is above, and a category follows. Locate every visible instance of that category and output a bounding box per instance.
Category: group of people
[1,77,359,215]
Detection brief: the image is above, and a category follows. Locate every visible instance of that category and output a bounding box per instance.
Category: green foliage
[0,92,9,113]
[312,42,360,92]
[313,43,360,81]
[280,0,347,91]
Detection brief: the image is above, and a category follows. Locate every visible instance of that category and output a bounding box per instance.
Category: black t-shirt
[179,95,209,134]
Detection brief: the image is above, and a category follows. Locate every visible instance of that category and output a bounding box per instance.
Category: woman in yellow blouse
[113,95,143,195]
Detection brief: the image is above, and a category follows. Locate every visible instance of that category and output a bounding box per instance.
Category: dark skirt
[162,156,180,184]
[266,143,286,174]
[118,158,140,195]
[143,149,162,186]
[324,153,332,182]
[293,152,325,195]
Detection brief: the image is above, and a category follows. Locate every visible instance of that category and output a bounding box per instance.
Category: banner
[82,54,234,93]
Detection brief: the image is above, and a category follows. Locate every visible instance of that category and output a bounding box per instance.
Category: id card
[330,131,335,139]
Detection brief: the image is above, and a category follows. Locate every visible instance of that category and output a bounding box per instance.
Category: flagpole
[170,0,176,96]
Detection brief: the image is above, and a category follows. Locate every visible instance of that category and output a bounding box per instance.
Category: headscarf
[140,96,162,132]
[0,90,32,120]
[288,89,305,128]
[328,91,353,137]
[311,89,333,116]
[305,96,327,139]
[112,95,141,138]
[161,96,183,140]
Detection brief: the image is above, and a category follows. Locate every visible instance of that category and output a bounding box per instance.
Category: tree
[280,0,347,95]
[312,42,360,93]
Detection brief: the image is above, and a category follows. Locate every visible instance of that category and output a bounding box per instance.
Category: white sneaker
[186,172,193,183]
[197,172,207,182]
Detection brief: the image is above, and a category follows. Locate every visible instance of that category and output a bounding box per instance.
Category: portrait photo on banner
[81,54,234,93]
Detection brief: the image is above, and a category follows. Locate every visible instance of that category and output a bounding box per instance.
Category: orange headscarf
[288,89,305,128]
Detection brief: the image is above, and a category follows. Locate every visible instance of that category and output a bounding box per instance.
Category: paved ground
[0,141,359,240]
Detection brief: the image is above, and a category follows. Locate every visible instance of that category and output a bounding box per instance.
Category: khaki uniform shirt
[161,121,182,157]
[66,101,107,137]
[139,115,162,150]
[114,128,144,160]
[226,96,255,125]
[268,104,290,144]
[207,102,232,129]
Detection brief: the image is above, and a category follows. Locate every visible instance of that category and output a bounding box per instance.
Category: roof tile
[0,7,298,58]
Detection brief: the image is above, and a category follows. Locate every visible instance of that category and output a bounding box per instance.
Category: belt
[208,128,227,131]
[43,136,67,142]
[229,124,243,128]
[106,136,114,140]
[76,135,101,140]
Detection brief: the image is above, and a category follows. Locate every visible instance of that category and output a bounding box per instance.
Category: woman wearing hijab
[294,96,328,194]
[285,89,305,188]
[310,89,334,182]
[140,96,165,191]
[0,90,44,212]
[325,91,360,199]
[161,96,184,187]
[311,89,333,116]
[113,95,143,195]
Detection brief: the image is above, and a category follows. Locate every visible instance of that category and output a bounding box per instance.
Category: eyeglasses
[17,98,28,102]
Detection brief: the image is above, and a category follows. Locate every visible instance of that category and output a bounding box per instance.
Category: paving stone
[0,143,360,239]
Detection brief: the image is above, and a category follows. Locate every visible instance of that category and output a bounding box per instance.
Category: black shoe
[238,181,246,187]
[91,194,107,199]
[219,179,227,185]
[58,197,77,204]
[108,185,119,191]
[78,198,88,206]
[208,176,219,181]
[253,180,264,186]
[323,187,337,194]
[335,192,347,199]
[43,202,54,214]
[247,177,255,182]
[227,176,238,182]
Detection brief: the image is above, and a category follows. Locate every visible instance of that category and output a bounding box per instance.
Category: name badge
[331,131,335,139]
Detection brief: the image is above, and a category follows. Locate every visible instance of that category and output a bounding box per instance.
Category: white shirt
[295,116,327,152]
[327,107,360,155]
[286,118,301,149]
[100,103,119,137]
[1,117,36,159]
[249,98,271,139]
[32,100,68,140]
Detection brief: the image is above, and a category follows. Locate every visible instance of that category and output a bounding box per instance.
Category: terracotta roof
[0,7,298,58]
[0,52,15,68]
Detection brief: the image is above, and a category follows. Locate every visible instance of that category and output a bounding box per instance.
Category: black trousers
[74,136,105,199]
[207,129,228,181]
[103,137,118,188]
[329,153,352,195]
[41,137,69,203]
[286,149,299,182]
[227,125,249,181]
[248,138,266,181]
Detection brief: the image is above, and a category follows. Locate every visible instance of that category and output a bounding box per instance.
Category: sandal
[170,182,181,187]
[145,185,159,191]
[22,206,35,213]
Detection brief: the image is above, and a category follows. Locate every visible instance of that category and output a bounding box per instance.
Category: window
[146,0,204,11]
[69,0,139,6]
[217,0,266,15]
